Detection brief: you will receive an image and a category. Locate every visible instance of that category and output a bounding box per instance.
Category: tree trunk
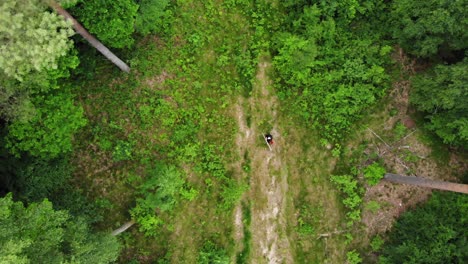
[111,220,136,236]
[48,1,131,73]
[384,173,468,194]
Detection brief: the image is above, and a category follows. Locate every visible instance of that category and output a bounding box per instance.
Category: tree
[12,156,73,202]
[380,192,468,263]
[68,0,138,49]
[0,51,79,123]
[0,0,75,80]
[0,193,120,263]
[273,3,390,145]
[384,173,468,194]
[5,87,87,158]
[48,0,131,72]
[410,59,468,148]
[135,0,172,36]
[0,79,35,123]
[390,0,468,58]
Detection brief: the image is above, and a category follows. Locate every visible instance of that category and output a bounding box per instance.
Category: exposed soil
[359,47,467,241]
[233,59,293,263]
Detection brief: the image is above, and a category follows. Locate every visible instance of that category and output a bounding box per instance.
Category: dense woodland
[0,0,466,263]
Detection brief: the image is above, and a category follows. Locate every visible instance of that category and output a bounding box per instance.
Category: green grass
[71,0,265,262]
[236,201,252,264]
[69,1,416,263]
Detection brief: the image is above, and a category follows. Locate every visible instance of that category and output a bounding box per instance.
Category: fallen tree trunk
[384,173,468,194]
[111,220,136,236]
[48,0,131,73]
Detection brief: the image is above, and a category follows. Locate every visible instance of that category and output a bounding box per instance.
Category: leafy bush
[6,88,87,158]
[112,140,134,162]
[71,0,138,48]
[198,145,227,180]
[370,235,384,252]
[393,122,407,140]
[130,164,197,236]
[347,250,362,264]
[363,162,386,186]
[296,205,322,237]
[219,180,248,211]
[137,165,187,212]
[197,240,229,264]
[135,0,173,36]
[130,203,163,237]
[330,174,363,226]
[273,3,390,145]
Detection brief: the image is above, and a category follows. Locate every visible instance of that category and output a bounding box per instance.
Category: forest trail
[233,58,293,263]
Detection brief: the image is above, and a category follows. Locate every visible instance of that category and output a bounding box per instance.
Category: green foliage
[0,193,120,263]
[390,0,468,58]
[13,157,72,202]
[71,0,138,48]
[365,200,381,213]
[0,149,105,224]
[197,240,229,264]
[273,3,390,144]
[135,0,172,36]
[130,203,163,237]
[410,59,468,148]
[370,235,384,252]
[0,0,75,80]
[51,186,107,224]
[237,202,251,264]
[393,122,407,140]
[347,250,362,264]
[330,174,363,226]
[112,139,134,161]
[296,205,322,237]
[363,162,386,186]
[6,88,87,158]
[198,145,227,180]
[131,164,197,236]
[0,80,35,123]
[0,51,79,123]
[138,165,188,212]
[219,180,248,211]
[380,192,468,263]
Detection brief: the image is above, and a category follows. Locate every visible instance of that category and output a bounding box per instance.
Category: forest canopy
[380,192,468,263]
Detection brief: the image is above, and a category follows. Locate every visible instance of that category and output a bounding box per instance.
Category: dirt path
[233,58,293,263]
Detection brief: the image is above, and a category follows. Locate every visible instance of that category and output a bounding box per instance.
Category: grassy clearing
[71,0,262,262]
[278,115,347,263]
[70,1,452,263]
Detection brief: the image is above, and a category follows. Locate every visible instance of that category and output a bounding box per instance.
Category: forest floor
[348,49,468,252]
